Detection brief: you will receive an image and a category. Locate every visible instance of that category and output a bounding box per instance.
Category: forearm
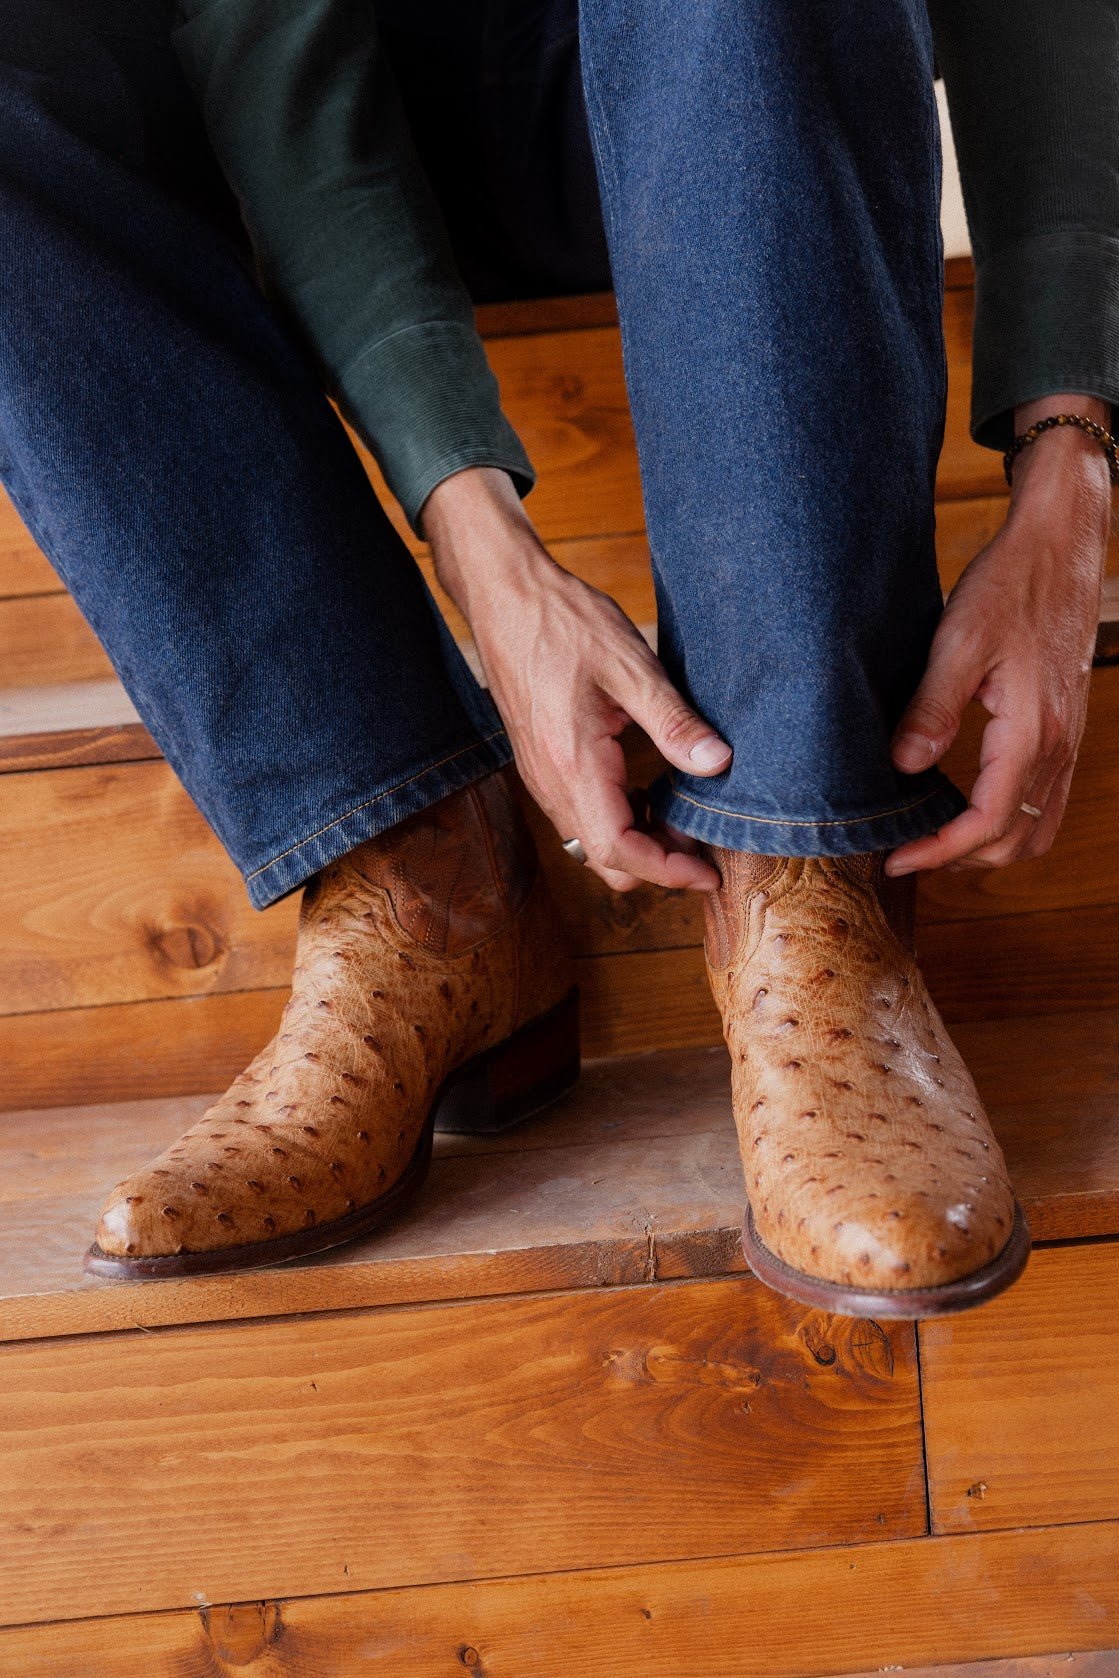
[173,0,533,530]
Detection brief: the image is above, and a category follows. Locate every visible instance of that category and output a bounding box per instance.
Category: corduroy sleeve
[172,0,535,532]
[928,0,1119,449]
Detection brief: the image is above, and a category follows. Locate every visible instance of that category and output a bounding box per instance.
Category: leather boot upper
[95,771,571,1261]
[704,849,1017,1292]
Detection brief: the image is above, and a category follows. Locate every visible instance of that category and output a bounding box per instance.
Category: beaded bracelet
[1004,411,1119,487]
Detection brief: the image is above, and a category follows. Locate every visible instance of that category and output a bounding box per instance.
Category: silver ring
[561,837,588,865]
[1020,802,1043,819]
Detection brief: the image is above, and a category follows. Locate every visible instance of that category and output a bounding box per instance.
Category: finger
[619,656,732,777]
[887,710,1043,875]
[957,752,1073,869]
[891,616,989,774]
[586,861,643,893]
[577,757,721,890]
[1020,758,1075,859]
[558,733,721,891]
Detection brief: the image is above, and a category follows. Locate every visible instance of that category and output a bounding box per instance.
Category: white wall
[938,80,971,259]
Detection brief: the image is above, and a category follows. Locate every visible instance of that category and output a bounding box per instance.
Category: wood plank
[0,680,154,772]
[475,289,618,337]
[0,940,721,1113]
[938,287,1005,502]
[839,1658,1119,1678]
[0,892,1114,1112]
[2,663,1115,1021]
[0,752,714,1018]
[944,255,976,290]
[0,1010,1114,1342]
[1100,575,1119,666]
[919,902,1119,1025]
[1,1522,1117,1677]
[0,1279,923,1626]
[923,1242,1119,1537]
[0,504,57,598]
[0,759,299,1015]
[0,591,112,687]
[0,1047,745,1341]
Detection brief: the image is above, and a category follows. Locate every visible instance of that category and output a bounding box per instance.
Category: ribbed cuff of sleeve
[971,230,1119,451]
[335,320,536,534]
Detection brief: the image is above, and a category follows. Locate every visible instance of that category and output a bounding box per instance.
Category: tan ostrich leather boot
[703,849,1030,1317]
[86,770,578,1280]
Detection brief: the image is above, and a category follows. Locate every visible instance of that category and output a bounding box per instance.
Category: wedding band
[1020,802,1043,819]
[562,837,589,865]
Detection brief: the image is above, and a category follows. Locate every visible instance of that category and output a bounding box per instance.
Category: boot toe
[94,1176,177,1260]
[756,1177,1018,1293]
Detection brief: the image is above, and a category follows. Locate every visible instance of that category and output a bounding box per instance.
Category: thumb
[892,625,985,774]
[625,661,732,777]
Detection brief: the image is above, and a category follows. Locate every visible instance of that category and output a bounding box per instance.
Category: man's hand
[421,466,731,893]
[886,394,1112,877]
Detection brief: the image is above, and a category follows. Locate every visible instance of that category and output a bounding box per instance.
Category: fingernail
[689,736,731,771]
[885,858,913,877]
[893,732,937,770]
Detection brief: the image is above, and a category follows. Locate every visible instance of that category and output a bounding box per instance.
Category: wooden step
[1,661,1115,1109]
[0,1032,1118,1658]
[1,1525,1116,1677]
[3,1009,1116,1343]
[6,272,1117,691]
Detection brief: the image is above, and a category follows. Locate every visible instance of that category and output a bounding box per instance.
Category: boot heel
[433,988,581,1135]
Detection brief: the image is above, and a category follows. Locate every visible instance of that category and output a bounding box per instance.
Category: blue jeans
[0,0,965,910]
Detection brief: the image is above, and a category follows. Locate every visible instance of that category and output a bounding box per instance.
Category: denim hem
[649,773,968,858]
[243,730,514,909]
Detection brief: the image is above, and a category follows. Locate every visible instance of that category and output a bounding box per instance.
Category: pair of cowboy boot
[88,771,1026,1315]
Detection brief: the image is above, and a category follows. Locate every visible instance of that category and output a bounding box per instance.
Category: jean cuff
[243,729,514,909]
[648,769,968,857]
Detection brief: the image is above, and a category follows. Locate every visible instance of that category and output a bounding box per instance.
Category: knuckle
[910,693,960,737]
[654,704,703,749]
[933,613,988,671]
[1037,706,1070,758]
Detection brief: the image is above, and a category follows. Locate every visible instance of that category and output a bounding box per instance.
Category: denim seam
[244,727,509,883]
[667,783,947,828]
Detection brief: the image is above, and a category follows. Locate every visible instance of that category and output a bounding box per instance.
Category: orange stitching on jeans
[245,729,509,882]
[667,782,947,828]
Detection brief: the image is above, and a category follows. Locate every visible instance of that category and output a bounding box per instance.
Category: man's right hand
[421,466,731,893]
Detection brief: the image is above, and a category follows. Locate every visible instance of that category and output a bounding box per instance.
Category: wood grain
[0,759,299,1015]
[0,508,57,598]
[922,1241,1119,1536]
[1,1521,1117,1677]
[839,1658,1119,1678]
[0,941,723,1113]
[2,663,1115,1022]
[0,591,112,687]
[0,1277,922,1626]
[919,903,1119,1024]
[0,679,155,773]
[1,1012,1114,1343]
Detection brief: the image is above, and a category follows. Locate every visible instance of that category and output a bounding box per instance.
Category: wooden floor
[0,270,1117,1672]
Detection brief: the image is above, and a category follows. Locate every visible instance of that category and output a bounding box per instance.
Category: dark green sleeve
[928,0,1119,448]
[172,0,534,533]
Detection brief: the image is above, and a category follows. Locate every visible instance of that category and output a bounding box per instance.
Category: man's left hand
[886,393,1112,877]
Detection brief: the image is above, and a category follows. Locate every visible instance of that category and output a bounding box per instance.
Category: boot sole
[742,1197,1031,1320]
[83,988,581,1282]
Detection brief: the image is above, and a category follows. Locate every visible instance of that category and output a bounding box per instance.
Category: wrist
[1007,395,1113,520]
[420,465,553,614]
